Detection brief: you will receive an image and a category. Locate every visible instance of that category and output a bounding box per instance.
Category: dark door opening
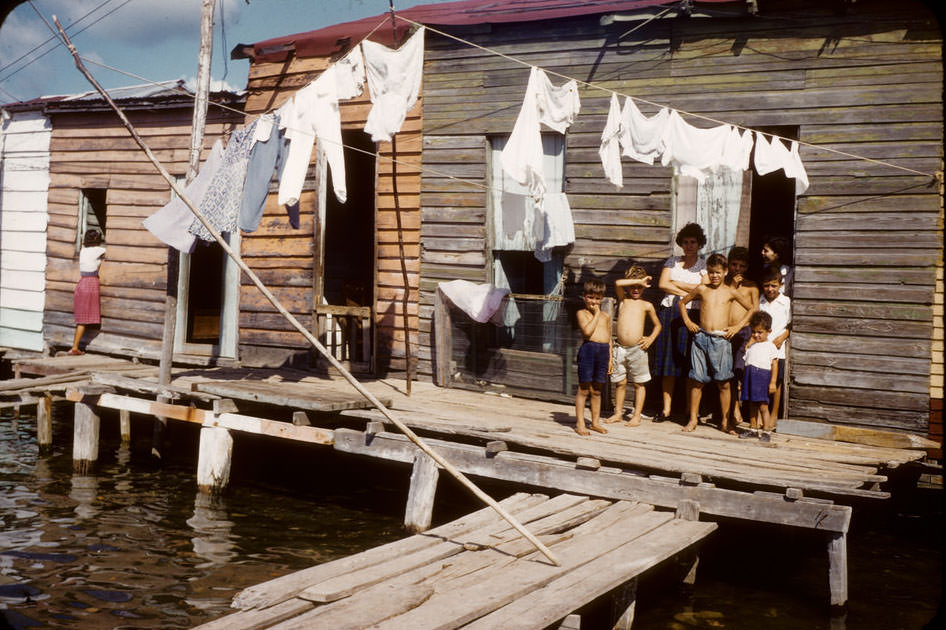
[185,241,224,344]
[748,126,798,276]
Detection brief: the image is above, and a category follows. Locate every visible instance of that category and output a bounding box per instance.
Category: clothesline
[395,14,938,180]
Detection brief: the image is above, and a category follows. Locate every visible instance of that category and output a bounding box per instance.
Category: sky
[0,0,445,104]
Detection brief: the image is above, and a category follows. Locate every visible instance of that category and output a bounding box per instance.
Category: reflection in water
[69,474,99,520]
[187,492,237,568]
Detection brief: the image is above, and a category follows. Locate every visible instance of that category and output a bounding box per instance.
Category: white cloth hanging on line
[277,45,365,207]
[659,110,734,181]
[620,96,670,165]
[362,26,425,143]
[753,132,809,194]
[719,126,754,172]
[599,93,623,188]
[501,66,580,202]
[534,191,575,263]
[143,139,224,253]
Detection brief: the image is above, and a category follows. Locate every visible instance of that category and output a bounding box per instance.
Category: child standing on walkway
[574,278,611,436]
[739,310,779,442]
[70,229,106,355]
[726,247,759,425]
[759,265,791,420]
[678,253,755,434]
[605,265,661,427]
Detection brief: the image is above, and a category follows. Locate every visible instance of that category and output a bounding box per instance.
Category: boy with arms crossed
[678,254,755,433]
[726,247,759,425]
[759,266,791,419]
[575,279,610,436]
[606,266,661,426]
[739,310,779,442]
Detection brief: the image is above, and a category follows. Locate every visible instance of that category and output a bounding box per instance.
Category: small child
[761,235,793,296]
[574,278,611,436]
[738,310,779,442]
[70,229,106,355]
[759,265,791,420]
[678,253,755,433]
[725,247,759,425]
[605,265,661,427]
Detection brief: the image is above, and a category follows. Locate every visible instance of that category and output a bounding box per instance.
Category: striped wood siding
[243,55,421,371]
[44,108,242,357]
[418,1,943,431]
[0,111,51,351]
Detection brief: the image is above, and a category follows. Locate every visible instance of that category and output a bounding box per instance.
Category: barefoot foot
[575,425,591,436]
[682,420,698,432]
[589,422,608,434]
[623,416,641,427]
[604,413,623,424]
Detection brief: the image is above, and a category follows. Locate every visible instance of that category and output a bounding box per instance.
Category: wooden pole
[53,17,559,567]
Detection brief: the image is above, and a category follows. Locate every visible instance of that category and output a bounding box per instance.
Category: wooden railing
[314,304,372,369]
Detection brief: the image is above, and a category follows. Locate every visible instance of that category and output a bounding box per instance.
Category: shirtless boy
[678,253,755,433]
[575,278,610,436]
[725,247,759,425]
[605,266,661,426]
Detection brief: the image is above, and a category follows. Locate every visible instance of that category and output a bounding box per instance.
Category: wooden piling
[36,393,53,452]
[119,409,131,444]
[196,426,233,494]
[72,401,100,475]
[404,452,439,532]
[611,578,638,630]
[827,532,848,609]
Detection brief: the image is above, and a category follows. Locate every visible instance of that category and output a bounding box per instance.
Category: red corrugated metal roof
[241,0,735,63]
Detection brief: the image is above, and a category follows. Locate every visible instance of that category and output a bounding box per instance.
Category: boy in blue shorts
[575,278,610,436]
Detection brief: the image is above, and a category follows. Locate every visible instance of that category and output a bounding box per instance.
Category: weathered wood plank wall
[44,106,243,358]
[0,110,51,352]
[418,0,943,432]
[243,55,421,371]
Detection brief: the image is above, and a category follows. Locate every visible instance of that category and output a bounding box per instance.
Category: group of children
[574,240,791,441]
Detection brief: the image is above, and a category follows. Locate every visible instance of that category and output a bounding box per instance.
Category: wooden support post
[12,364,20,419]
[611,578,638,630]
[558,613,581,629]
[119,409,131,444]
[152,394,170,460]
[73,401,100,475]
[196,425,233,494]
[404,452,439,533]
[292,411,311,426]
[675,500,701,588]
[36,393,53,452]
[827,532,848,609]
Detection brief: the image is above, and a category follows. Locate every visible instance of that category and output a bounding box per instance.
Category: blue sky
[0,0,444,103]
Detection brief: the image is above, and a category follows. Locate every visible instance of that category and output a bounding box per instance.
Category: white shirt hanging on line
[659,110,733,181]
[534,191,575,263]
[501,66,580,202]
[620,96,669,165]
[599,93,623,188]
[362,26,425,143]
[278,46,365,207]
[753,132,809,194]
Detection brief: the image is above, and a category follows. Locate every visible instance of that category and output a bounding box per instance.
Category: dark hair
[625,264,648,280]
[83,229,103,247]
[750,310,773,331]
[675,222,707,248]
[763,236,789,262]
[706,253,727,269]
[582,278,606,296]
[761,265,782,284]
[728,246,749,263]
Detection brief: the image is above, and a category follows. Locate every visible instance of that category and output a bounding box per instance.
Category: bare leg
[575,384,590,436]
[718,381,735,434]
[589,384,607,434]
[749,401,761,430]
[731,378,744,424]
[70,324,86,353]
[683,380,702,432]
[771,381,783,421]
[625,383,646,426]
[660,375,675,416]
[760,402,774,432]
[606,380,627,423]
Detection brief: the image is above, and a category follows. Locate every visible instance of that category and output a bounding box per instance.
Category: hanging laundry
[239,113,294,232]
[188,120,258,241]
[719,126,754,172]
[534,192,575,263]
[501,66,580,202]
[497,191,544,249]
[438,280,509,323]
[143,139,224,253]
[278,46,365,208]
[659,110,733,181]
[362,26,425,143]
[620,97,669,165]
[599,93,623,188]
[754,132,809,194]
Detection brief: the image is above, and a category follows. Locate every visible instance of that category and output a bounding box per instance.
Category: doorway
[748,126,798,276]
[175,232,240,358]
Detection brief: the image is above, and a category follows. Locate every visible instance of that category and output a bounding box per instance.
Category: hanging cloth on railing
[362,26,425,143]
[438,280,510,323]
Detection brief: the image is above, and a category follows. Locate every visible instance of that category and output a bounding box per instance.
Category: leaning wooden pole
[52,16,559,567]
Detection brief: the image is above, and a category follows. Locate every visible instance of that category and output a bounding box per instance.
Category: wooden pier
[1,351,937,618]
[193,493,716,630]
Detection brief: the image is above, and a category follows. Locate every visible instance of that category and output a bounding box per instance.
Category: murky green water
[0,405,942,629]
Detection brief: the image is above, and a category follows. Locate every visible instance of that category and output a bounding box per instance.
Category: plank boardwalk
[193,493,716,630]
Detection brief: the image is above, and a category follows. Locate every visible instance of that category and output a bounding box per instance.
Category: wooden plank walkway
[192,493,716,630]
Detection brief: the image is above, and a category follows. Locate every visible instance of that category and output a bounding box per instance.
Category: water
[0,406,942,629]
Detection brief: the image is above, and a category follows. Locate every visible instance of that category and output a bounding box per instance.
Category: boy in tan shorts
[605,265,661,426]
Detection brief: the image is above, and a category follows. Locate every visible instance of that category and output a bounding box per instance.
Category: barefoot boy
[738,311,779,442]
[678,253,755,433]
[759,265,791,420]
[605,265,661,426]
[725,247,759,425]
[575,278,610,436]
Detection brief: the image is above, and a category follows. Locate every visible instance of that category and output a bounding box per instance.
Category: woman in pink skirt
[70,229,106,355]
